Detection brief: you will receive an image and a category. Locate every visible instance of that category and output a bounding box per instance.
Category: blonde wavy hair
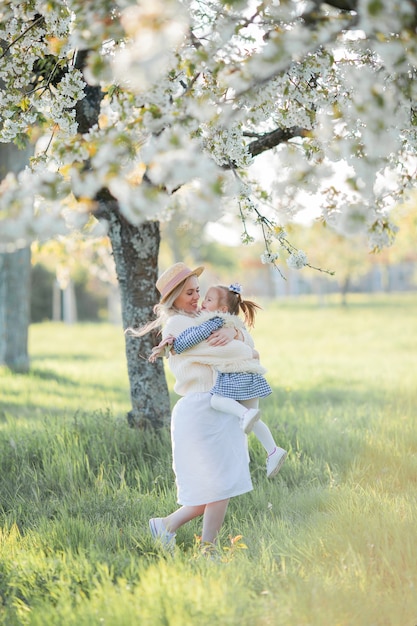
[126,278,198,338]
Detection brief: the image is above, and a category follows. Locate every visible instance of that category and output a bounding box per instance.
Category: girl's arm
[148,335,175,362]
[163,314,254,365]
[149,316,225,362]
[173,316,224,354]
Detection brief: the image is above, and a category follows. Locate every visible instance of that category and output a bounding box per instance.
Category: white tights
[210,394,277,456]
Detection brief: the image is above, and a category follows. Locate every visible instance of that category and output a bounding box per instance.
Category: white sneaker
[266,447,287,479]
[149,517,176,550]
[240,408,261,434]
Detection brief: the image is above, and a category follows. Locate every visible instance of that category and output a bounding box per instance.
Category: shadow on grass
[28,367,127,396]
[29,367,80,385]
[32,354,99,362]
[0,397,129,423]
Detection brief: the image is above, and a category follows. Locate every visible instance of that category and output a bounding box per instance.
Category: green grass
[1,294,417,625]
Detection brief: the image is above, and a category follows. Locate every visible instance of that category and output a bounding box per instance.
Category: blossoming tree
[1,0,416,426]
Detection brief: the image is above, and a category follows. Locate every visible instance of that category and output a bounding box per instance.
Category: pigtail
[216,283,262,328]
[238,297,261,328]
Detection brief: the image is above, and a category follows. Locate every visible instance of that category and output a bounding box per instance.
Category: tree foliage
[1,0,416,274]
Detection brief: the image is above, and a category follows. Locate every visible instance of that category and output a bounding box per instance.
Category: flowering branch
[235,166,335,279]
[259,214,335,278]
[246,127,308,158]
[0,15,44,60]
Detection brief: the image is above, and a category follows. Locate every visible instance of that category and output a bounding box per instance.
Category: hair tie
[229,283,242,295]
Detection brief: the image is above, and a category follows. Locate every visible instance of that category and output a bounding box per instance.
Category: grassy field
[1,293,416,625]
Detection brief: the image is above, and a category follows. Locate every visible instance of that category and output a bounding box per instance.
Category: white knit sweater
[163,312,265,396]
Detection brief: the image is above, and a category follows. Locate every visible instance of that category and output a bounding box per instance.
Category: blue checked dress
[173,316,272,401]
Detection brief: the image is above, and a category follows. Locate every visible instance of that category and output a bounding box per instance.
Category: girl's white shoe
[266,447,287,478]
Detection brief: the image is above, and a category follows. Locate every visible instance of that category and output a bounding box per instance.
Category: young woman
[130,263,255,551]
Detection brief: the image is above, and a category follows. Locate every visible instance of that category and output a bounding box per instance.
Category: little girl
[150,283,287,479]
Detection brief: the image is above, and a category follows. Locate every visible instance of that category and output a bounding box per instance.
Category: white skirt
[171,392,253,506]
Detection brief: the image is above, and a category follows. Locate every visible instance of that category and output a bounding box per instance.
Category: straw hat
[156,262,204,303]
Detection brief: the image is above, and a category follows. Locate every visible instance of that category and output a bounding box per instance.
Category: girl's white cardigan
[163,312,266,397]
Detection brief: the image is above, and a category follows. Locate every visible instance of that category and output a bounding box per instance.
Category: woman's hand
[206,326,236,346]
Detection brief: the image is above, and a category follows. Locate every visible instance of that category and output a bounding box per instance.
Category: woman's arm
[180,338,254,365]
[164,314,254,365]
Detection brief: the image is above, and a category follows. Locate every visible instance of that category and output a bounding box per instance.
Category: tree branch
[246,126,308,158]
[322,0,357,11]
[73,49,102,134]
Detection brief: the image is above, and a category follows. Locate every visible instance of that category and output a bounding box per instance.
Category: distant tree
[0,143,32,371]
[289,221,370,303]
[30,263,54,322]
[387,199,417,265]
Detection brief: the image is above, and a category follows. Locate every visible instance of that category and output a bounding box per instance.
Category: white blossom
[112,0,188,93]
[261,251,279,265]
[368,218,399,252]
[286,250,308,270]
[357,0,415,36]
[329,203,372,238]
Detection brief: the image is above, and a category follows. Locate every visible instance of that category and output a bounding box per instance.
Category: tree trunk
[0,247,31,372]
[52,281,61,321]
[62,280,77,324]
[340,276,350,306]
[106,209,171,429]
[74,50,171,429]
[0,143,32,372]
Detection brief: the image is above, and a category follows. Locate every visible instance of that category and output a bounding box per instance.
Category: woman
[132,262,255,550]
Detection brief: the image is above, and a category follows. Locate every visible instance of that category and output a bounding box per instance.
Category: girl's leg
[211,394,249,419]
[240,399,287,478]
[251,420,278,456]
[240,398,276,455]
[211,394,259,434]
[239,398,258,410]
[201,498,230,544]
